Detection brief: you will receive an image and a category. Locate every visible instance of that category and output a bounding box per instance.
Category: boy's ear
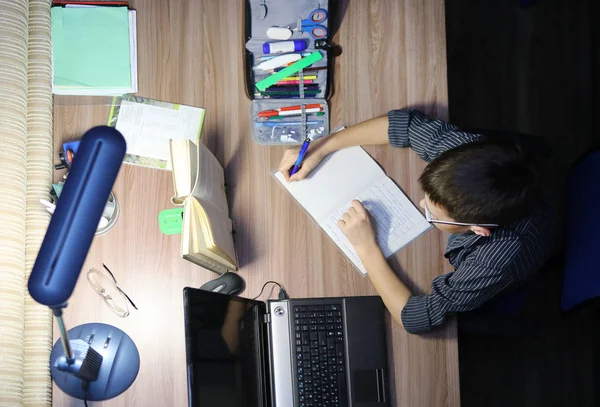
[470,226,491,237]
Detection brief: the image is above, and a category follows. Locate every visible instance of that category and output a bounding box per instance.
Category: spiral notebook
[273,146,431,275]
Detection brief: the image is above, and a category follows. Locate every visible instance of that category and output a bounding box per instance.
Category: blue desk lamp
[28,127,140,403]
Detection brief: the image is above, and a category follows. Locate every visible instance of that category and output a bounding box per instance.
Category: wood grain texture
[52,0,458,406]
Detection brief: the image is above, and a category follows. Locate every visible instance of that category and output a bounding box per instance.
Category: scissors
[289,8,328,39]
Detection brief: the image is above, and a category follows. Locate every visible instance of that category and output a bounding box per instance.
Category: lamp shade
[29,126,126,308]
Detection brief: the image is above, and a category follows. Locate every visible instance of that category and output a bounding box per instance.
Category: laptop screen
[183,287,266,407]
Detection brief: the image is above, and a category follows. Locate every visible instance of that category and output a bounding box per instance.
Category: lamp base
[50,323,140,401]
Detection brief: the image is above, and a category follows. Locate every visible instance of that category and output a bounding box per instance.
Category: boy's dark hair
[419,140,542,225]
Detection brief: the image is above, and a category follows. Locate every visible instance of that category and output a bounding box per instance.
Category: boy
[278,109,555,334]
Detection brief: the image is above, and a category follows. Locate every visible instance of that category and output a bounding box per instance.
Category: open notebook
[274,146,432,275]
[170,140,237,274]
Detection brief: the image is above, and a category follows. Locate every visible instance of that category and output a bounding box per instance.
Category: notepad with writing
[170,140,237,274]
[274,146,432,275]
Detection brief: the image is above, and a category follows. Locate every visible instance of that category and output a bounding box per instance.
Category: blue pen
[289,138,311,176]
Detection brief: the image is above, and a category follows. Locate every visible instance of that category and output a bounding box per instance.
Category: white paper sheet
[274,146,385,221]
[116,101,204,165]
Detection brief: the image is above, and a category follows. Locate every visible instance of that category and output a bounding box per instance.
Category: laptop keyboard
[293,304,348,407]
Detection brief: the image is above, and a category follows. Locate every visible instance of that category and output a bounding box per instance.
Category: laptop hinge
[263,313,271,324]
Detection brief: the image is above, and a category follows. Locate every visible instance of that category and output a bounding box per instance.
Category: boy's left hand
[337,200,378,255]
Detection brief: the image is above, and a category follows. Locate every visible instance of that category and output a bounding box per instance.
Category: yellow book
[170,139,237,274]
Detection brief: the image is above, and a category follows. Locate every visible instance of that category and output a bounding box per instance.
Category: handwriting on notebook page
[321,220,367,274]
[319,177,430,274]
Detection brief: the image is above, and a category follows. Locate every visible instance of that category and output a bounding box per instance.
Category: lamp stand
[50,322,140,401]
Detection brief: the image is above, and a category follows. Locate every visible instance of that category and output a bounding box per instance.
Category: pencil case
[244,0,334,145]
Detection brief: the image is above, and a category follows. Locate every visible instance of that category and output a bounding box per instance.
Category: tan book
[170,139,237,274]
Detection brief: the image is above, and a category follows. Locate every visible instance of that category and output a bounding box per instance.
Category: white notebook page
[274,147,431,275]
[274,147,386,221]
[321,177,431,274]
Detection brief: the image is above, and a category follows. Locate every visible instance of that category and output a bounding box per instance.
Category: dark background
[446,0,599,406]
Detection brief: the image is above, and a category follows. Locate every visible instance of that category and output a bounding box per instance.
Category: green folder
[51,6,131,89]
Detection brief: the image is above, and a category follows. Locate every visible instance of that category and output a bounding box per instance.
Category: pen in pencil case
[267,83,320,88]
[255,74,318,81]
[257,120,324,127]
[254,52,311,62]
[275,79,315,85]
[280,75,317,81]
[258,103,324,116]
[253,54,302,71]
[258,108,323,118]
[255,94,321,99]
[259,108,323,117]
[261,112,325,120]
[266,84,320,91]
[269,66,327,74]
[259,94,320,98]
[259,90,320,96]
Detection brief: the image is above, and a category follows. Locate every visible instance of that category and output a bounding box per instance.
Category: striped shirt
[388,109,556,334]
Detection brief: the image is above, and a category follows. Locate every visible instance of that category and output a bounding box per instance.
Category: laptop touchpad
[353,369,385,403]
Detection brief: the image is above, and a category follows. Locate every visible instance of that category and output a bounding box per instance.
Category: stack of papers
[107,95,206,170]
[51,6,137,96]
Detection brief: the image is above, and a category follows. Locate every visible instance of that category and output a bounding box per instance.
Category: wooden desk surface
[52,1,458,406]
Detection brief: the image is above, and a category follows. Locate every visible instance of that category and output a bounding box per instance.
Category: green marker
[256,51,323,92]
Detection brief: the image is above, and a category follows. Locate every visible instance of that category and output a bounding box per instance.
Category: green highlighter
[158,207,184,235]
[256,51,323,92]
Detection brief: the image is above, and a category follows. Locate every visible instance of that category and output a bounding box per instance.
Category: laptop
[183,287,390,407]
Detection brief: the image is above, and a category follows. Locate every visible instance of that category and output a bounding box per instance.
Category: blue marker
[289,138,311,177]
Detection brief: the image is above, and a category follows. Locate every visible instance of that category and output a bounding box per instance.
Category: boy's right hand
[278,140,329,182]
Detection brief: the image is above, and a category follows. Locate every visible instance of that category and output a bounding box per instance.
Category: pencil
[269,66,327,74]
[275,79,315,85]
[266,85,320,90]
[278,75,317,81]
[260,92,320,97]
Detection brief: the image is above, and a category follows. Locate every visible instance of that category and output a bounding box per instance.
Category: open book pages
[182,199,233,274]
[170,140,237,272]
[274,146,431,275]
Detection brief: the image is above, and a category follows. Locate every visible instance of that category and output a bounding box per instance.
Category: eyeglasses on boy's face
[423,201,498,228]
